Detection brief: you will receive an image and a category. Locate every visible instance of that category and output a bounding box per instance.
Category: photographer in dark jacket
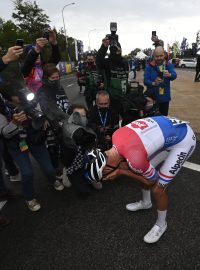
[37,63,69,178]
[88,90,119,151]
[21,29,61,93]
[77,53,104,109]
[0,88,64,212]
[96,37,129,116]
[0,46,23,226]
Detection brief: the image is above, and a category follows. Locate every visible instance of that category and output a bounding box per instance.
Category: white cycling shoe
[126,200,152,212]
[143,223,167,244]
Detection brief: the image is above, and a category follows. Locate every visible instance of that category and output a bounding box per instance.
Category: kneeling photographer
[61,104,101,196]
[0,86,64,212]
[96,23,129,116]
[88,90,119,151]
[121,80,160,126]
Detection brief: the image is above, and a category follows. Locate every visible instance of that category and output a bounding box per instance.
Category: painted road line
[183,161,200,172]
[66,84,74,87]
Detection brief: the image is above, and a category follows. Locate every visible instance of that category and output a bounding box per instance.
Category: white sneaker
[126,200,152,212]
[143,223,167,244]
[56,174,63,180]
[62,175,71,188]
[62,168,71,188]
[53,180,64,191]
[10,173,21,182]
[26,199,41,212]
[90,181,102,190]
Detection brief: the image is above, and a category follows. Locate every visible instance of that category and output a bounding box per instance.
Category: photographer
[96,28,129,116]
[0,46,23,226]
[61,104,100,196]
[37,63,69,178]
[76,57,86,93]
[0,88,64,212]
[77,53,104,109]
[21,28,61,93]
[121,81,160,126]
[144,46,177,116]
[88,90,119,151]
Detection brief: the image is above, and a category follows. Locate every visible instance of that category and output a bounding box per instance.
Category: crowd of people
[0,30,196,244]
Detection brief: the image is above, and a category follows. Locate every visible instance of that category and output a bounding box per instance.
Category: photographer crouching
[88,90,119,151]
[96,23,129,117]
[121,80,160,126]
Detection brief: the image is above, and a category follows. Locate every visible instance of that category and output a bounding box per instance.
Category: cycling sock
[156,210,167,227]
[142,189,151,205]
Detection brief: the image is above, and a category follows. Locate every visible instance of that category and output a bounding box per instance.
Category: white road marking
[66,84,74,87]
[183,161,200,172]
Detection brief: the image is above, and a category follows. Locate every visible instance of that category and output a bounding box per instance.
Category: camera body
[15,88,45,128]
[16,99,43,121]
[106,22,119,48]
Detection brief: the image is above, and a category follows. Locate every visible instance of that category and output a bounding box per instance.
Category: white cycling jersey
[112,116,196,185]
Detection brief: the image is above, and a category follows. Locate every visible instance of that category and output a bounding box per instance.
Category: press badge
[19,139,29,152]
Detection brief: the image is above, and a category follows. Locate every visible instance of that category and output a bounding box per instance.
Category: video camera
[15,87,45,129]
[106,22,119,48]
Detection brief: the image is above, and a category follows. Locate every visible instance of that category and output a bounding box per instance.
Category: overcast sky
[1,0,200,54]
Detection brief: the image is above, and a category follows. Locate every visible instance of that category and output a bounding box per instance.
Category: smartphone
[152,31,156,36]
[15,39,24,47]
[158,71,163,79]
[42,31,49,40]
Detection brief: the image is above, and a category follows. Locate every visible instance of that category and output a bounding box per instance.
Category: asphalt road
[0,72,200,270]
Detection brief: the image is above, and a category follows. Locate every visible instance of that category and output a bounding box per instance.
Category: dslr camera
[15,88,45,128]
[106,22,119,48]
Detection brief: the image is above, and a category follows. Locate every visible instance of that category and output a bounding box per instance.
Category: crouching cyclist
[83,116,196,243]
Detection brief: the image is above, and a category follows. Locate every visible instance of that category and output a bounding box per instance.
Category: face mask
[47,79,60,88]
[98,107,109,113]
[145,103,154,111]
[80,115,88,127]
[88,62,94,67]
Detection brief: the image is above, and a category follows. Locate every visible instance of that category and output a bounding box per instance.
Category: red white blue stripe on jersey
[158,170,174,183]
[143,166,158,181]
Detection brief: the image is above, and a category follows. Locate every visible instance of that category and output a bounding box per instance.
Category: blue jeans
[9,144,56,201]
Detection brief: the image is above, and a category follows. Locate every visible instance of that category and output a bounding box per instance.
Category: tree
[12,0,50,40]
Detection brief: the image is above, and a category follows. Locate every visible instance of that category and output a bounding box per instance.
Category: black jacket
[88,105,119,137]
[96,45,129,100]
[0,59,7,72]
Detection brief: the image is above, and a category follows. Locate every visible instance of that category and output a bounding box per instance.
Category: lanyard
[98,109,108,128]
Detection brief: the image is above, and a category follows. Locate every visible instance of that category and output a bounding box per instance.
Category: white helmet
[83,148,107,182]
